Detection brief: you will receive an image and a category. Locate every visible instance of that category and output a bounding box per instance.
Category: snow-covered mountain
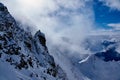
[78,35,120,80]
[0,3,68,80]
[1,2,120,80]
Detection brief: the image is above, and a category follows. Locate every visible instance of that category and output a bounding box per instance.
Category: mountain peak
[0,3,8,12]
[0,3,4,7]
[34,30,47,48]
[0,3,68,80]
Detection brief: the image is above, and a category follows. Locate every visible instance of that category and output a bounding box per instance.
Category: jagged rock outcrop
[0,3,68,80]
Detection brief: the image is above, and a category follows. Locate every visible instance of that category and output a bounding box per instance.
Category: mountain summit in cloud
[1,1,120,80]
[0,3,68,80]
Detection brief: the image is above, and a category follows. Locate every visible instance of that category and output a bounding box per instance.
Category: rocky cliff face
[0,3,67,80]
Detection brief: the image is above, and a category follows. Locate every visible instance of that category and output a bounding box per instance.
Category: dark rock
[95,47,120,61]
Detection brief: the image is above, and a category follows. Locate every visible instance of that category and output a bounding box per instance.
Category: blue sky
[94,0,120,29]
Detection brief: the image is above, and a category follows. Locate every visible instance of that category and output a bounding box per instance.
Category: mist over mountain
[1,1,120,80]
[0,3,68,80]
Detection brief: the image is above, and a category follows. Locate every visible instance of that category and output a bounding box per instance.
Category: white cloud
[100,0,120,10]
[108,23,120,30]
[1,0,94,45]
[57,0,86,9]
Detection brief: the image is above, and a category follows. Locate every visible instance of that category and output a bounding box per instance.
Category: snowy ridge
[78,34,120,80]
[0,3,68,80]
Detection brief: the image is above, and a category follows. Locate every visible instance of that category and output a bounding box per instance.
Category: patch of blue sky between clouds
[94,0,120,30]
